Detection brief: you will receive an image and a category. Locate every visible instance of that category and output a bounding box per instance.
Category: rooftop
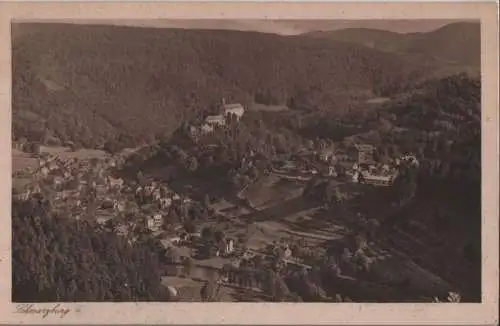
[223,103,244,110]
[205,115,226,124]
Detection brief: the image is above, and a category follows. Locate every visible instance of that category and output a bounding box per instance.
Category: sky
[20,19,473,35]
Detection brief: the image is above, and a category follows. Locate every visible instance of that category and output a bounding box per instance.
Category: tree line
[12,197,170,302]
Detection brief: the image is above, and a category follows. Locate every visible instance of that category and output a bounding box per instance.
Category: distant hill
[12,23,474,150]
[304,22,480,68]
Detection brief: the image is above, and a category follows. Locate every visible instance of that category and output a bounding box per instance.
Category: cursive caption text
[14,303,72,318]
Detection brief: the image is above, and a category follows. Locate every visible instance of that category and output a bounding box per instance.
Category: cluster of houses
[278,143,420,187]
[14,150,200,241]
[14,153,130,215]
[345,147,419,187]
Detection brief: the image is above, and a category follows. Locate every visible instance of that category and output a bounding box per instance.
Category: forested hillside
[12,23,465,151]
[126,73,481,197]
[12,198,169,302]
[305,22,480,68]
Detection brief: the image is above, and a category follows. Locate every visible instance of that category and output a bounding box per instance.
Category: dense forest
[305,22,481,69]
[12,198,170,302]
[11,23,478,151]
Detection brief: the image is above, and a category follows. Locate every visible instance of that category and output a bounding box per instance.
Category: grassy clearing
[248,103,290,112]
[12,156,38,173]
[243,176,304,209]
[40,146,107,159]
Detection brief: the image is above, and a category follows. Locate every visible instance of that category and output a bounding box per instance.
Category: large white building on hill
[221,98,245,120]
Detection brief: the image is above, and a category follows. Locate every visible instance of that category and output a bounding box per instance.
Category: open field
[161,276,268,302]
[12,149,38,173]
[40,146,107,159]
[242,175,305,209]
[231,176,459,299]
[365,97,391,104]
[12,146,107,173]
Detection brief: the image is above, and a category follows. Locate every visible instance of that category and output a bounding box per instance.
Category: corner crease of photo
[1,1,498,326]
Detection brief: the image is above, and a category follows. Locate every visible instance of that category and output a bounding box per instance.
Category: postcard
[0,1,498,325]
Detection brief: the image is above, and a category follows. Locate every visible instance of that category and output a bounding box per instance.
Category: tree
[183,219,197,234]
[433,292,461,303]
[213,229,226,244]
[200,275,221,302]
[182,257,194,278]
[187,156,198,172]
[201,226,214,243]
[354,235,368,252]
[103,140,121,154]
[203,194,211,209]
[366,218,380,241]
[12,198,170,302]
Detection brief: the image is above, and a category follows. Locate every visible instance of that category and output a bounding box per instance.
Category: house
[188,232,201,240]
[63,171,72,179]
[283,246,292,259]
[205,115,226,126]
[153,213,163,224]
[362,173,395,187]
[152,189,162,202]
[319,147,336,162]
[352,171,360,183]
[401,154,420,167]
[113,200,126,213]
[116,223,129,237]
[97,215,113,225]
[189,125,199,137]
[355,144,375,164]
[52,176,65,189]
[146,213,164,232]
[48,161,59,172]
[107,176,124,188]
[225,239,235,254]
[160,197,173,209]
[200,123,214,134]
[146,217,158,232]
[166,236,182,245]
[56,190,70,201]
[40,166,50,177]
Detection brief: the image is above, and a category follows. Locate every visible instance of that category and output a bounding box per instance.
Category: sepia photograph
[1,1,499,325]
[10,17,483,303]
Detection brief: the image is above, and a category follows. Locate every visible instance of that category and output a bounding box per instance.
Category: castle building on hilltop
[221,98,245,121]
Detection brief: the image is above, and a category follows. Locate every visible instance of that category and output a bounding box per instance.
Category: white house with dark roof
[205,115,226,126]
[200,123,214,134]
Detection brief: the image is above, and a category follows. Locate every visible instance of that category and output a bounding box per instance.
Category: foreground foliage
[12,199,169,302]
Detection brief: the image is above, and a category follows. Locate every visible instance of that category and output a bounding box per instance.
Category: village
[11,98,455,303]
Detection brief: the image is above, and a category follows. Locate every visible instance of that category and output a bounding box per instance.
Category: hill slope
[12,23,468,150]
[304,22,480,68]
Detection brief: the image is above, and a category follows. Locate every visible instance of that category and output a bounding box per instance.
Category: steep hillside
[12,23,456,150]
[305,22,480,68]
[405,22,480,67]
